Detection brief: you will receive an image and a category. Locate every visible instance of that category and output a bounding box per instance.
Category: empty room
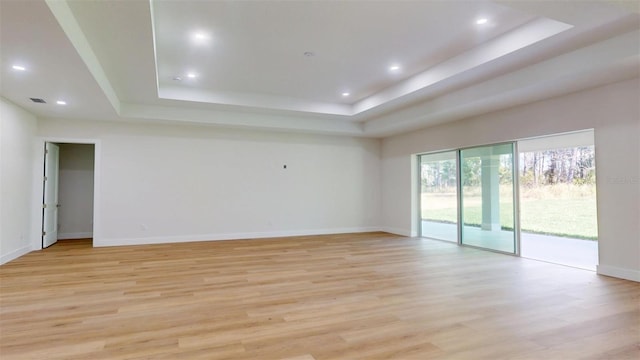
[1,1,638,359]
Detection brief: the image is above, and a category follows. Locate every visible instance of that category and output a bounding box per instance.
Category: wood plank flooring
[1,233,638,359]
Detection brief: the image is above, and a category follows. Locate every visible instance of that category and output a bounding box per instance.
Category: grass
[421,185,598,240]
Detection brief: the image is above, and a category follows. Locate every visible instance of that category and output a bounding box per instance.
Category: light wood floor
[1,233,638,359]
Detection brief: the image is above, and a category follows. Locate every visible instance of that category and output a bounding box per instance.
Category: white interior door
[42,142,60,248]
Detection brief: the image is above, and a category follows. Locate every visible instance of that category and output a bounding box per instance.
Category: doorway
[518,131,598,270]
[415,131,598,270]
[40,141,96,249]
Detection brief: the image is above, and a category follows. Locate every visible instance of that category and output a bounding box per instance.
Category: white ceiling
[1,0,638,137]
[0,0,116,121]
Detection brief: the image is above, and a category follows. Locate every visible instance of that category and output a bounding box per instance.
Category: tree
[462,158,481,186]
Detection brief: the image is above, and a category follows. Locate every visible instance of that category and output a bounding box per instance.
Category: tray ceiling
[1,0,638,137]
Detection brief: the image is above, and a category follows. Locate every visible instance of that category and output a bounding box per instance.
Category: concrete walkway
[421,220,597,270]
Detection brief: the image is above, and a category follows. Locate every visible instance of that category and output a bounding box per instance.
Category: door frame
[31,138,101,250]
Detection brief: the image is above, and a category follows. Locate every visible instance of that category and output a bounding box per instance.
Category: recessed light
[12,65,26,71]
[304,51,315,57]
[476,18,488,25]
[56,100,67,105]
[186,73,197,78]
[342,92,350,97]
[191,31,211,44]
[389,65,401,72]
[173,76,183,81]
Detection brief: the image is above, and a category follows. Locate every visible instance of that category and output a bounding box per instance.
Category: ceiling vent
[30,98,46,104]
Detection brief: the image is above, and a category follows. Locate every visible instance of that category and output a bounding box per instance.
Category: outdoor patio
[421,220,598,270]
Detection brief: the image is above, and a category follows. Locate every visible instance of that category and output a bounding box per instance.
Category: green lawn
[421,195,598,240]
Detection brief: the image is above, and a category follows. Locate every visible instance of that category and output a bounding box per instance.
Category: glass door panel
[460,143,516,253]
[419,151,458,242]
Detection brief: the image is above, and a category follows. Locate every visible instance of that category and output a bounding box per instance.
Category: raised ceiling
[151,1,541,112]
[1,1,638,137]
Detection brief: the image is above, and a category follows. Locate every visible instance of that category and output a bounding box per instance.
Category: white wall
[58,143,94,239]
[37,119,381,246]
[381,78,640,282]
[0,97,37,264]
[9,79,638,282]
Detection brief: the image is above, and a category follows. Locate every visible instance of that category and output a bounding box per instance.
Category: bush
[520,171,535,188]
[573,170,596,186]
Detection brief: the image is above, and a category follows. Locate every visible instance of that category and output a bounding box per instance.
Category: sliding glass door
[419,151,458,242]
[418,134,597,261]
[460,143,517,254]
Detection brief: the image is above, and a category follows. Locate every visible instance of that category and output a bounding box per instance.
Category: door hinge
[45,149,49,154]
[42,231,46,236]
[42,204,47,209]
[43,176,48,181]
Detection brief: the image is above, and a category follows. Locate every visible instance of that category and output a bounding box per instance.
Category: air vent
[30,98,46,103]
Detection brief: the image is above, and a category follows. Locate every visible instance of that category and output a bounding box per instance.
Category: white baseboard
[58,232,93,240]
[380,227,412,237]
[94,227,383,247]
[597,265,640,282]
[0,246,32,265]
